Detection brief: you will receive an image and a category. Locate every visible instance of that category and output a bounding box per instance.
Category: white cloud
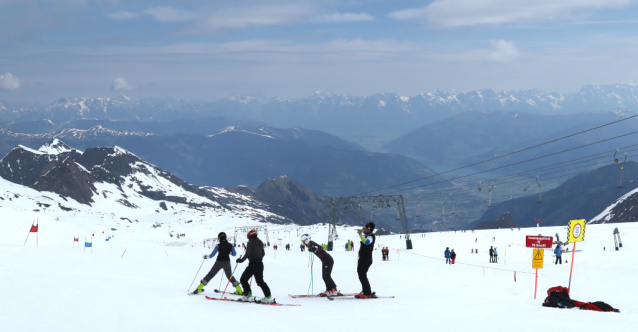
[487,40,519,62]
[105,11,140,20]
[390,0,632,27]
[144,6,198,23]
[110,77,137,91]
[181,4,314,32]
[0,73,20,91]
[312,12,374,23]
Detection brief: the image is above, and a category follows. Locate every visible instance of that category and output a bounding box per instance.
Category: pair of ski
[289,292,394,300]
[205,289,300,306]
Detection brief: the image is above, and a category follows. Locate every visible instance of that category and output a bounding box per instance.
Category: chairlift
[614,148,620,164]
[443,197,448,216]
[618,152,627,188]
[536,176,542,203]
[523,182,530,192]
[487,184,494,208]
[477,181,482,192]
[416,201,421,217]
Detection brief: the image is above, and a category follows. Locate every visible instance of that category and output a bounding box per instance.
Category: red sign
[526,236,553,248]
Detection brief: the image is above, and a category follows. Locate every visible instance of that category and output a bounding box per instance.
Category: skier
[450,249,456,264]
[236,230,273,303]
[554,245,562,264]
[489,246,494,263]
[493,248,498,263]
[385,247,390,261]
[301,234,338,296]
[351,241,355,251]
[356,222,376,298]
[300,243,304,252]
[444,247,451,264]
[191,232,242,295]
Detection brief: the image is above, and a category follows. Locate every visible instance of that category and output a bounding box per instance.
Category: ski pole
[220,262,240,298]
[188,258,206,292]
[218,270,224,289]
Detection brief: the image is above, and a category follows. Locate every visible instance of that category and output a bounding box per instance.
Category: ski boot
[191,280,207,295]
[260,296,275,304]
[233,285,243,296]
[355,292,376,299]
[239,293,255,302]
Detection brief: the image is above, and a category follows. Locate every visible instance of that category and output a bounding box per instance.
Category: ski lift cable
[384,130,638,195]
[411,149,621,200]
[413,158,618,202]
[356,114,638,196]
[413,162,621,203]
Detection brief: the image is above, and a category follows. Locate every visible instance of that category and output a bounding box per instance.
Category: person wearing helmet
[300,234,338,296]
[191,232,242,295]
[236,230,273,303]
[356,222,376,298]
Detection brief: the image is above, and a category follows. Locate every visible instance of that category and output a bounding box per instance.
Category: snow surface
[1,170,636,331]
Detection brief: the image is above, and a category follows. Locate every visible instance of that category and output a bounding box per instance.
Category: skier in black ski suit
[301,234,338,296]
[236,230,273,303]
[356,222,376,298]
[192,232,242,295]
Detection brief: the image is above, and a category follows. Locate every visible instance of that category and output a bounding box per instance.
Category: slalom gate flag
[30,224,38,232]
[74,237,79,242]
[85,242,92,247]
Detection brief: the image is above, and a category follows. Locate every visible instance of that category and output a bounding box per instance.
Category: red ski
[205,296,300,307]
[288,293,358,298]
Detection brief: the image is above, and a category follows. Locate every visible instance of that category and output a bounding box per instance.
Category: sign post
[567,219,586,293]
[526,236,552,299]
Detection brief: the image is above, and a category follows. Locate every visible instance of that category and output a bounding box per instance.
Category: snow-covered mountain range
[4,84,638,138]
[0,138,336,225]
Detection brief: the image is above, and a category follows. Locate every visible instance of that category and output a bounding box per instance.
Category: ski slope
[1,204,637,331]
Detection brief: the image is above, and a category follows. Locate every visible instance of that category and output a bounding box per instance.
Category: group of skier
[192,222,379,301]
[444,247,456,264]
[381,247,390,261]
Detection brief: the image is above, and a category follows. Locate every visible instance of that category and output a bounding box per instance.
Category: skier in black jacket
[301,234,338,296]
[191,232,242,295]
[356,222,376,298]
[236,230,273,303]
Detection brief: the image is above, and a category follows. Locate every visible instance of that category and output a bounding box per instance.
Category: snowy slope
[1,200,636,332]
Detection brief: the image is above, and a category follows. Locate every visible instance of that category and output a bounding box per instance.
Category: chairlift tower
[613,227,623,250]
[328,195,412,251]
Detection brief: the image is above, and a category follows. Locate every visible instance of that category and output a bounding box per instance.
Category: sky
[2,0,638,103]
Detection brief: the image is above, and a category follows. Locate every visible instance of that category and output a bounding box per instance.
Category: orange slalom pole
[534,269,538,299]
[568,242,577,293]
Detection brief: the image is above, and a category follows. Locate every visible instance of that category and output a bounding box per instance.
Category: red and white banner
[526,236,553,248]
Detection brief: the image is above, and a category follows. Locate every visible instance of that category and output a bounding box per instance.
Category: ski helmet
[365,222,376,232]
[218,232,227,241]
[247,229,257,239]
[300,234,311,244]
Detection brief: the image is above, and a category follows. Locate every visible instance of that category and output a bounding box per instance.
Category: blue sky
[2,0,638,102]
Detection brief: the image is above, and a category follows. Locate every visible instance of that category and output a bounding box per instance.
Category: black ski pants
[321,255,337,291]
[357,259,373,295]
[240,260,271,297]
[555,256,562,264]
[202,260,239,287]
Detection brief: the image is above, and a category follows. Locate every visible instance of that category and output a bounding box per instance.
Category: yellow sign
[567,219,586,243]
[532,249,544,269]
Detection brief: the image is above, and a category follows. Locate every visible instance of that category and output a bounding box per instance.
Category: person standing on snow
[493,248,498,263]
[444,247,451,264]
[191,232,242,295]
[301,234,339,296]
[236,230,273,303]
[450,249,456,264]
[554,245,562,264]
[489,246,494,263]
[356,222,376,298]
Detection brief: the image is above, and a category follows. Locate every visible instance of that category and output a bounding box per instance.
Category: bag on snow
[542,286,575,309]
[578,301,619,312]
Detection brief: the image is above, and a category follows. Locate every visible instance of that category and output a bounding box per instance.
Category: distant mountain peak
[38,138,76,155]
